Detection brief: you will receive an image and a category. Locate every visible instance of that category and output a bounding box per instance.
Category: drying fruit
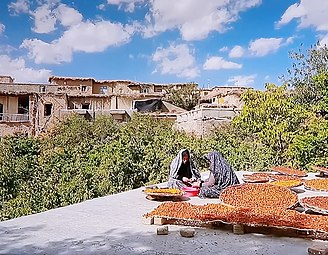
[270,179,302,188]
[243,173,270,183]
[271,166,307,177]
[269,174,301,182]
[144,201,328,233]
[304,179,328,191]
[301,196,328,211]
[219,183,298,209]
[143,188,183,195]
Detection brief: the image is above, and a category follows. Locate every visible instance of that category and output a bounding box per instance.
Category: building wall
[49,77,93,86]
[67,97,111,110]
[0,76,14,83]
[214,94,244,109]
[176,108,240,137]
[0,123,32,136]
[36,94,68,132]
[117,97,133,109]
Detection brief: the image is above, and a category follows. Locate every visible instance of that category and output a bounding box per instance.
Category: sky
[0,0,327,89]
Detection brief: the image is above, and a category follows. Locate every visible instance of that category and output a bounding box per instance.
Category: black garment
[177,163,192,181]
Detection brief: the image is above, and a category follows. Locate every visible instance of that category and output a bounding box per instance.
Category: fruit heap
[220,183,298,209]
[301,196,328,211]
[143,188,183,195]
[270,179,302,188]
[226,206,328,232]
[311,166,328,173]
[144,183,328,233]
[271,166,307,177]
[144,202,235,222]
[144,201,328,232]
[268,174,302,182]
[304,179,328,191]
[242,173,271,183]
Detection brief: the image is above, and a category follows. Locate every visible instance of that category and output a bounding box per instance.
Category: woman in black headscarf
[168,149,201,189]
[195,150,239,198]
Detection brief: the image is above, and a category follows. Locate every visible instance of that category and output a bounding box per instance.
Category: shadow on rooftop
[0,224,313,255]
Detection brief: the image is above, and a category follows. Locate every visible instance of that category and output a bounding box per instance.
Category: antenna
[207,79,210,89]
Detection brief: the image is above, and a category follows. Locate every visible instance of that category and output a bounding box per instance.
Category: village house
[0,75,187,137]
[0,75,247,137]
[175,86,248,137]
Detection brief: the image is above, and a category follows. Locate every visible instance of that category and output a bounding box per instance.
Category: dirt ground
[0,171,327,255]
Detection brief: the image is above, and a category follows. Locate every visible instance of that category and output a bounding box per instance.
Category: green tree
[232,84,311,165]
[165,83,200,110]
[283,43,328,117]
[289,116,328,168]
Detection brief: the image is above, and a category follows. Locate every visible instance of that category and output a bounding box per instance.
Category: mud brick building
[0,76,187,137]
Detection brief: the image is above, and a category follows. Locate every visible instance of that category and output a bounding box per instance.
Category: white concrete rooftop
[0,171,327,255]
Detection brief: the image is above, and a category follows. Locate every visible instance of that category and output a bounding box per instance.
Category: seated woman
[193,150,239,198]
[168,149,201,189]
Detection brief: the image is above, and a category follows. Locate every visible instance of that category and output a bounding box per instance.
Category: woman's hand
[182,177,192,183]
[192,181,201,188]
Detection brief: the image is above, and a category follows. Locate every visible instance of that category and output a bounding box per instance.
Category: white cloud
[21,39,72,64]
[277,0,328,31]
[31,4,57,33]
[21,20,133,64]
[0,24,5,35]
[203,56,242,70]
[152,43,199,79]
[219,46,229,52]
[248,37,285,57]
[16,2,83,34]
[60,21,132,52]
[54,4,83,27]
[0,55,51,83]
[8,0,30,15]
[229,45,245,58]
[97,4,106,11]
[143,0,262,41]
[0,45,16,54]
[227,75,256,87]
[107,0,145,12]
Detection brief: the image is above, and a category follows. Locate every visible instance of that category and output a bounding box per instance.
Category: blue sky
[0,0,327,89]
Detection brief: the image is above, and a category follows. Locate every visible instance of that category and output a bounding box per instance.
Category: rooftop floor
[0,171,327,255]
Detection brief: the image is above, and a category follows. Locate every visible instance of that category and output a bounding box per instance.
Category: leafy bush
[289,116,328,168]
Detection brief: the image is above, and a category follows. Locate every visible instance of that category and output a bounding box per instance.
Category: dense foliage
[283,44,328,117]
[0,114,210,221]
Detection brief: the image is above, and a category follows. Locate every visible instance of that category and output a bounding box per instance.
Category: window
[40,85,46,93]
[141,88,149,93]
[0,103,3,120]
[82,103,90,109]
[154,87,162,92]
[18,95,29,114]
[81,85,87,92]
[44,103,52,116]
[100,86,108,94]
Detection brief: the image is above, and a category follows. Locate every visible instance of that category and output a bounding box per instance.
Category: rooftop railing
[0,113,29,122]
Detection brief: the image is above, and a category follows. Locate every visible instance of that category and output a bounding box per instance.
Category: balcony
[0,113,29,122]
